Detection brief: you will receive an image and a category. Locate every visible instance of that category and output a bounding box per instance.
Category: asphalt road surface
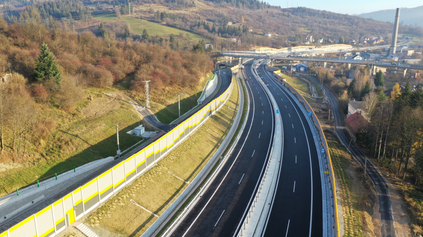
[253,64,323,237]
[305,74,396,237]
[171,62,275,237]
[0,68,233,233]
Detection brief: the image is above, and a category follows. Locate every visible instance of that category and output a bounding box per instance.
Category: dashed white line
[238,173,245,184]
[277,93,280,95]
[285,105,287,108]
[285,219,291,237]
[262,111,264,114]
[281,98,284,101]
[292,124,294,129]
[251,150,256,157]
[261,103,263,106]
[214,210,226,227]
[288,113,291,117]
[293,181,296,193]
[294,137,296,143]
[295,155,297,163]
[258,133,261,138]
[261,120,263,125]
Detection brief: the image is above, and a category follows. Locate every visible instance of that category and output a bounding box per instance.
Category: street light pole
[116,122,123,159]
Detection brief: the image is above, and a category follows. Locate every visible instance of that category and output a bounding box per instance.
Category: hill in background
[358,6,423,27]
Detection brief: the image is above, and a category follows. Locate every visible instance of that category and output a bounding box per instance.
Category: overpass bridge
[221,51,423,77]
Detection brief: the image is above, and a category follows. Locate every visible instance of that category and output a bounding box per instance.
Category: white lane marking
[292,124,294,129]
[285,219,291,237]
[262,111,264,114]
[260,64,314,237]
[238,173,245,184]
[261,120,263,125]
[277,93,280,95]
[293,181,296,192]
[285,105,287,108]
[181,74,257,237]
[258,133,261,138]
[251,150,256,157]
[294,137,296,143]
[295,155,297,163]
[262,103,263,106]
[281,98,284,101]
[214,210,226,227]
[288,113,291,117]
[260,97,262,99]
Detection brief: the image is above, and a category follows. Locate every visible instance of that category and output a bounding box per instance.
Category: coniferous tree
[99,23,107,38]
[34,43,62,85]
[142,29,149,41]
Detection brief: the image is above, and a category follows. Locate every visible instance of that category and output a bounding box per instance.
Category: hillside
[0,15,213,196]
[358,6,423,28]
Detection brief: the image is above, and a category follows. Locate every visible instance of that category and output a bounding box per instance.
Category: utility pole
[143,80,151,108]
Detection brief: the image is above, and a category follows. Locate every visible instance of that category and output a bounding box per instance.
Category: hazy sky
[266,0,423,15]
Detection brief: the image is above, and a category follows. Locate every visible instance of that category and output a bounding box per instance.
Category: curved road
[305,74,395,237]
[253,64,323,237]
[141,68,233,132]
[0,68,234,233]
[171,62,275,236]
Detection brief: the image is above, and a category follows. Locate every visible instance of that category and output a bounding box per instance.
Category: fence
[0,68,236,237]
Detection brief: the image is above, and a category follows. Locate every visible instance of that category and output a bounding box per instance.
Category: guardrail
[0,68,236,237]
[273,73,339,237]
[236,61,283,237]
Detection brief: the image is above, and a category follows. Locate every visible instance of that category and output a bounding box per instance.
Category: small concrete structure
[132,125,145,137]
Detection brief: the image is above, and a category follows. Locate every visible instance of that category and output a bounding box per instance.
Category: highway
[0,68,234,233]
[252,63,323,236]
[171,62,275,236]
[304,74,396,237]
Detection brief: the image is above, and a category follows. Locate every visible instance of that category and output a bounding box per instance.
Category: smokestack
[389,8,400,55]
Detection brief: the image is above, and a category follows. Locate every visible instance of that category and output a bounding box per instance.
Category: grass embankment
[0,89,145,197]
[328,139,376,237]
[82,79,239,236]
[150,72,213,124]
[94,13,205,43]
[279,72,314,102]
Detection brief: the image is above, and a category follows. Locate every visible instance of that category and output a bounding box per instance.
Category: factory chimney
[389,8,400,56]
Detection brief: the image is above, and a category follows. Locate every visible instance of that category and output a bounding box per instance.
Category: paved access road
[0,69,234,233]
[171,62,275,237]
[255,64,323,237]
[305,74,396,237]
[140,68,233,132]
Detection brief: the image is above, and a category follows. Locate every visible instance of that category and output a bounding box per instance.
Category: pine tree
[34,43,62,85]
[142,29,149,41]
[99,23,107,38]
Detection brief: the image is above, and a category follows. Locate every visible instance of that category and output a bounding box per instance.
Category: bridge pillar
[323,62,327,68]
[347,63,351,70]
[239,57,241,65]
[403,68,407,78]
[271,59,274,67]
[371,65,376,76]
[229,57,233,64]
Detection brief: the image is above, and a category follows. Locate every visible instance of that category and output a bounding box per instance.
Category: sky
[266,0,423,15]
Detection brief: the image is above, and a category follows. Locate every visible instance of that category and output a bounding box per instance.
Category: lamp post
[116,122,124,159]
